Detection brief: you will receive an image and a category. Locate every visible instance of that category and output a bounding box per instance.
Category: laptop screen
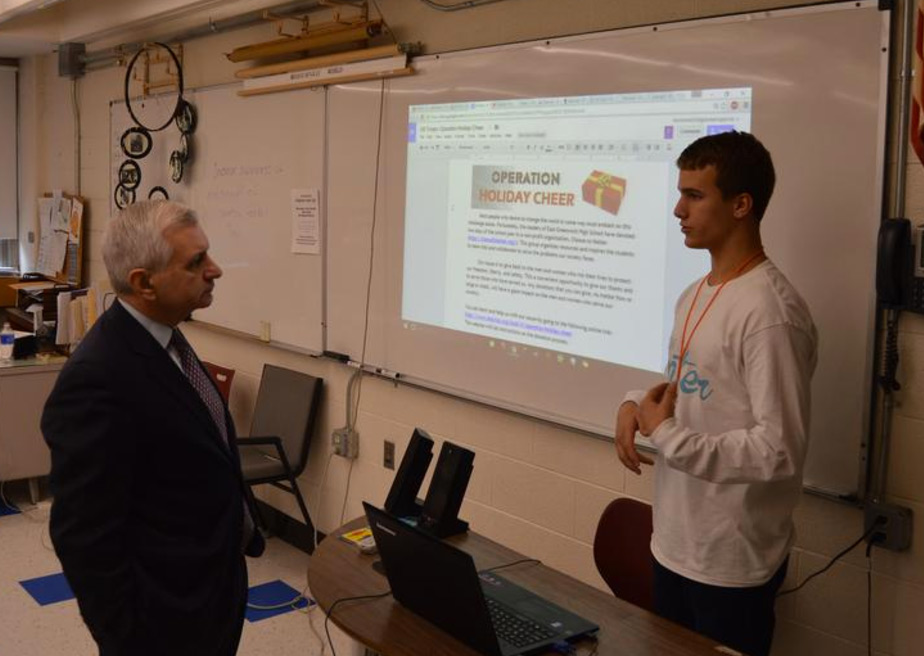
[364,502,503,656]
[363,502,599,656]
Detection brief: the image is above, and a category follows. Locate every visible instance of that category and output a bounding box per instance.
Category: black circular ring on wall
[175,99,197,135]
[120,126,153,159]
[178,133,191,163]
[124,42,184,132]
[148,186,170,200]
[114,183,136,210]
[118,159,142,190]
[169,150,185,183]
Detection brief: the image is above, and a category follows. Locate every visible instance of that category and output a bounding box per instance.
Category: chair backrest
[593,496,654,612]
[249,364,322,476]
[202,361,235,403]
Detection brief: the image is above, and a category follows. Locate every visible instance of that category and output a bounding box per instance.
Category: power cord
[245,580,314,612]
[313,452,335,549]
[246,596,312,611]
[866,539,874,656]
[584,637,599,656]
[338,459,355,527]
[336,370,362,526]
[482,558,542,573]
[305,603,328,656]
[777,523,881,597]
[324,591,392,656]
[299,562,328,655]
[329,77,388,529]
[0,480,55,552]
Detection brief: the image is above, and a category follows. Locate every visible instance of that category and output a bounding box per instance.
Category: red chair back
[593,497,655,612]
[202,361,235,403]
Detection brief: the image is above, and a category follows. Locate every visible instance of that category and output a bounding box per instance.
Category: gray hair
[102,200,198,295]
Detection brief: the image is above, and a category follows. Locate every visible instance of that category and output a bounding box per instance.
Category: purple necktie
[170,329,256,549]
[170,329,228,445]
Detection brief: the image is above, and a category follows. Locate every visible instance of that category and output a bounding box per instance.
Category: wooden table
[307,517,727,656]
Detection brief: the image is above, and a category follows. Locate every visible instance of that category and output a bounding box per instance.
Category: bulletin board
[36,192,84,286]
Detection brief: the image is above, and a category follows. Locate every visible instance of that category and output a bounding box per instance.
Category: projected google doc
[402,89,751,372]
[443,159,670,371]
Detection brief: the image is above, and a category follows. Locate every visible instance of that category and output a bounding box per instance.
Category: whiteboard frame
[326,0,890,499]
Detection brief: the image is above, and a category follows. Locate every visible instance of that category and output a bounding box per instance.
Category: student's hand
[614,401,652,475]
[637,382,677,437]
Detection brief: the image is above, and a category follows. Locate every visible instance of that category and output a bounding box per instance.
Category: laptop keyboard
[485,597,556,648]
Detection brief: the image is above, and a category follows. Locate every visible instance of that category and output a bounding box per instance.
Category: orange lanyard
[676,250,765,384]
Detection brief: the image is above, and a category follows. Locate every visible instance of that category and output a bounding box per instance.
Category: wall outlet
[865,500,913,551]
[332,426,359,459]
[384,440,395,470]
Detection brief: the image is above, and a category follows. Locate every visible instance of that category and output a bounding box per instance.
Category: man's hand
[638,382,678,437]
[614,401,652,475]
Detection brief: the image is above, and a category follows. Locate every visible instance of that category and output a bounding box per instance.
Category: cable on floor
[324,591,392,656]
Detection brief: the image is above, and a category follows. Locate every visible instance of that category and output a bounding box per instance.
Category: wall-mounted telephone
[876,217,924,313]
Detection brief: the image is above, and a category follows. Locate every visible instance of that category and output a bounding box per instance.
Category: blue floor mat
[20,572,75,606]
[19,573,312,619]
[245,579,313,622]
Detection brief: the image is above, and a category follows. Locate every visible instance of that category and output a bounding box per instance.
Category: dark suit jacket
[42,301,264,656]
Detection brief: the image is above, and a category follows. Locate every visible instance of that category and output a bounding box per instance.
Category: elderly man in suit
[42,200,263,656]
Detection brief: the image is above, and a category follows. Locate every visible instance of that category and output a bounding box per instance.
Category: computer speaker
[384,428,434,519]
[419,440,474,538]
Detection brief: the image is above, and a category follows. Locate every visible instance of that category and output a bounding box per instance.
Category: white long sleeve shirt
[623,260,817,587]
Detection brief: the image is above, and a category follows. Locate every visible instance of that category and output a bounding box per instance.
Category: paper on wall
[56,291,72,345]
[36,197,71,276]
[291,189,321,255]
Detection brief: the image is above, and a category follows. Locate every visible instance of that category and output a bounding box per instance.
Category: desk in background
[0,355,65,502]
[308,517,725,656]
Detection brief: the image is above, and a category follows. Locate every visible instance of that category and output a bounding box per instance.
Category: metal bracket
[321,0,368,24]
[264,10,311,38]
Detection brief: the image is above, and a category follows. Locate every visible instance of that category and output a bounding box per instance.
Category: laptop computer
[363,502,599,656]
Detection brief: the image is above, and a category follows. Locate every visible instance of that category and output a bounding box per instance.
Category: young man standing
[614,131,817,656]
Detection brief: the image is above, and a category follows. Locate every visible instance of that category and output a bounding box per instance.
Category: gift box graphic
[581,170,626,216]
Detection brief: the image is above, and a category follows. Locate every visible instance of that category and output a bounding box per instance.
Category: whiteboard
[110,83,325,352]
[326,1,889,497]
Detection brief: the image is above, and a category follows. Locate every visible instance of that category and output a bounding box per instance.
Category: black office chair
[237,364,322,545]
[593,496,655,612]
